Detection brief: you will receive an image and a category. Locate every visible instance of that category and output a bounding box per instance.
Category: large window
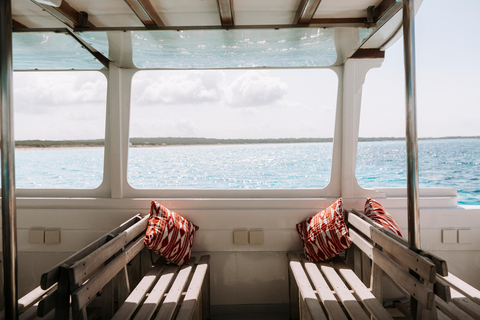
[356,0,480,205]
[14,71,107,189]
[128,69,338,189]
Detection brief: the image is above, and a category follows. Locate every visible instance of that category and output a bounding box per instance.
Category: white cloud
[134,71,225,105]
[226,71,288,107]
[13,71,106,114]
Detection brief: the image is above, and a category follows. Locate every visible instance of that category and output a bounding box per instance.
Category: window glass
[13,71,107,188]
[13,32,105,71]
[128,69,337,189]
[356,0,480,206]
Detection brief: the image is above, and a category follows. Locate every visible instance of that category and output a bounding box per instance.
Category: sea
[14,139,480,205]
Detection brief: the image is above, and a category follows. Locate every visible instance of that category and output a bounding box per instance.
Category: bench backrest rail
[71,235,145,319]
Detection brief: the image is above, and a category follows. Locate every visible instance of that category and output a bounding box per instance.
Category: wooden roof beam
[373,0,403,24]
[293,0,322,25]
[12,19,28,29]
[217,0,234,26]
[125,0,164,27]
[32,0,95,28]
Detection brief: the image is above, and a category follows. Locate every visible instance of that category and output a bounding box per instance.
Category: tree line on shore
[15,136,480,148]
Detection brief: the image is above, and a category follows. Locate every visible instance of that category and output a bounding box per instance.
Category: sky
[12,0,480,141]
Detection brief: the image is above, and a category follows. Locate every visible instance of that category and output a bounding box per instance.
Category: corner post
[0,0,19,318]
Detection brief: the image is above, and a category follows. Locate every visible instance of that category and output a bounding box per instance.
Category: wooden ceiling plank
[294,0,322,25]
[217,0,234,26]
[33,0,95,28]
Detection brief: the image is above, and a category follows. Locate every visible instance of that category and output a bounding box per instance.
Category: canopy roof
[11,0,419,70]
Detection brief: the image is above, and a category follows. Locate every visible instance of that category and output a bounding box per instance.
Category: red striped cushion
[144,201,199,266]
[364,198,403,237]
[296,198,351,262]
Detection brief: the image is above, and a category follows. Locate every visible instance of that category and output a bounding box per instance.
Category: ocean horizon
[14,138,480,205]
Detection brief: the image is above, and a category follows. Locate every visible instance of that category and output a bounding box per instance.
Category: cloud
[226,71,288,107]
[13,71,106,114]
[134,71,225,105]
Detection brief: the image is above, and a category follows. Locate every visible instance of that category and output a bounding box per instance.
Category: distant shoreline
[15,136,480,149]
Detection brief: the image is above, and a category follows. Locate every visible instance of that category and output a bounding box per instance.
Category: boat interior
[1,0,479,319]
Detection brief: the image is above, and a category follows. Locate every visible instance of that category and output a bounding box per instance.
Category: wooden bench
[6,214,210,320]
[288,209,480,320]
[1,214,146,320]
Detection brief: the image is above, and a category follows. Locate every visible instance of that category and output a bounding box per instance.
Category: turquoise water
[14,139,480,205]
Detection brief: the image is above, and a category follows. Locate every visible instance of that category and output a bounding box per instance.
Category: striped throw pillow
[296,198,351,262]
[364,198,403,237]
[144,201,199,266]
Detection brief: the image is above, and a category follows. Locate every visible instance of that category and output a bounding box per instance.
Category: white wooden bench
[288,209,480,320]
[6,214,210,320]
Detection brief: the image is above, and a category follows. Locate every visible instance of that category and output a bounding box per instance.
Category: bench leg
[201,264,210,320]
[289,267,300,320]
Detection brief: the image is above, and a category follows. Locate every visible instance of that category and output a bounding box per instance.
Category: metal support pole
[0,0,19,318]
[403,1,421,319]
[403,0,421,252]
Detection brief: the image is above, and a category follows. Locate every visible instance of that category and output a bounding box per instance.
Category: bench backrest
[346,210,438,311]
[39,214,148,320]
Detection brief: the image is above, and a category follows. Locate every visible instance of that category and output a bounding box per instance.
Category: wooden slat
[70,215,148,285]
[133,264,179,320]
[435,276,452,303]
[71,237,145,311]
[40,214,142,289]
[303,260,348,320]
[287,253,327,320]
[176,256,211,320]
[334,261,394,320]
[17,284,55,313]
[440,273,480,305]
[436,295,476,320]
[450,288,480,319]
[349,209,448,276]
[372,247,435,310]
[349,229,373,259]
[348,212,436,283]
[319,263,370,320]
[155,258,197,320]
[112,258,167,320]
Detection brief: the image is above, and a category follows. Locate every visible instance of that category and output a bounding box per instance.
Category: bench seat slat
[287,253,328,320]
[450,288,480,319]
[436,295,476,320]
[334,261,394,320]
[319,262,370,320]
[155,258,197,320]
[440,273,480,305]
[72,236,145,312]
[303,260,348,320]
[176,256,211,320]
[112,258,167,320]
[133,264,179,320]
